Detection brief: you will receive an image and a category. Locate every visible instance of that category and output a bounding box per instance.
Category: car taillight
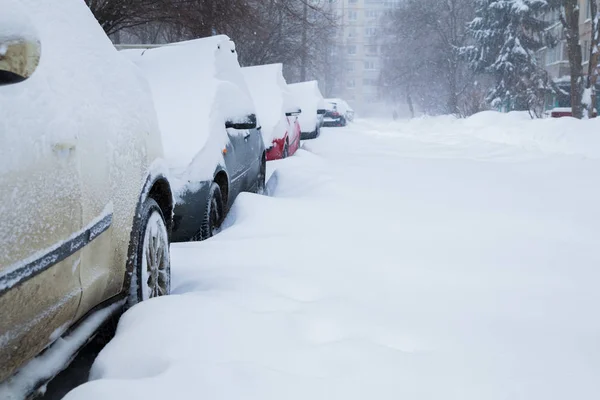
[332,112,339,117]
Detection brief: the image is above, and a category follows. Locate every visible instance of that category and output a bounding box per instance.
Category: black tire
[282,140,289,158]
[130,197,171,306]
[200,182,225,240]
[256,154,266,194]
[340,117,347,127]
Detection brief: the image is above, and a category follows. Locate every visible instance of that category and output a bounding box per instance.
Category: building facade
[330,0,401,115]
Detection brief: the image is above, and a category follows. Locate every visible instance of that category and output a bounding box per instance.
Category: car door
[243,125,263,189]
[225,126,249,201]
[0,45,84,381]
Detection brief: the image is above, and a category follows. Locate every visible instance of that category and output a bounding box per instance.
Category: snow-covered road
[66,115,600,400]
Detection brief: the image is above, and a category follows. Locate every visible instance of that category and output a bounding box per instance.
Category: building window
[366,45,378,55]
[364,60,376,70]
[363,78,377,86]
[583,40,590,62]
[347,79,356,89]
[347,45,357,55]
[365,27,378,37]
[348,10,357,21]
[545,42,564,64]
[587,0,593,19]
[346,62,355,72]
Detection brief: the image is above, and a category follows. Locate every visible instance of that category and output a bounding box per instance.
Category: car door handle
[243,131,251,139]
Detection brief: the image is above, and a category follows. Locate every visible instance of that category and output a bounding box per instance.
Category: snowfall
[64,112,600,400]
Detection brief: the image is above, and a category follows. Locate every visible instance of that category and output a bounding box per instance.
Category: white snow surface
[0,0,38,43]
[242,63,294,144]
[122,36,256,188]
[65,112,600,400]
[288,80,326,133]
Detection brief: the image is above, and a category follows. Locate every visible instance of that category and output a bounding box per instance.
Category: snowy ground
[65,114,600,400]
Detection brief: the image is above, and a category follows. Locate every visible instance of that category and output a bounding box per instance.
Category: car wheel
[201,182,224,240]
[131,197,171,304]
[256,154,266,194]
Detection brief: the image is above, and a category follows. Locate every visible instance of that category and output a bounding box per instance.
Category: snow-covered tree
[465,0,556,116]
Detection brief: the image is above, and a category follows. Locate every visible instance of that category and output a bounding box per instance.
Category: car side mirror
[285,108,302,117]
[317,109,326,115]
[0,38,41,86]
[225,114,257,130]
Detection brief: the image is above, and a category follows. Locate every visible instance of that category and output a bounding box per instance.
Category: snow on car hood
[242,63,295,145]
[123,36,256,186]
[288,81,326,132]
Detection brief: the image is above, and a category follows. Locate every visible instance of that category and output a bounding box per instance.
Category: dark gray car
[172,116,266,242]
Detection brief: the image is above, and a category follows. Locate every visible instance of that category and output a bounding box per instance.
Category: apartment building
[542,0,597,81]
[331,0,401,115]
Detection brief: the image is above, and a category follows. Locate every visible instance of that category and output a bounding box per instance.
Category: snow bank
[64,118,599,399]
[123,36,255,189]
[242,63,294,145]
[288,80,326,133]
[365,111,600,159]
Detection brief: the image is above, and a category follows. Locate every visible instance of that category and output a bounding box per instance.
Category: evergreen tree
[464,0,556,116]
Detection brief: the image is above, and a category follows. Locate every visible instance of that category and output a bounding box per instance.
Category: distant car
[323,101,347,127]
[242,63,302,160]
[0,0,173,395]
[123,36,265,242]
[550,107,597,118]
[288,80,328,140]
[323,98,354,127]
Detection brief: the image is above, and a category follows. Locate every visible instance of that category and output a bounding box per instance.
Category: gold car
[0,0,174,396]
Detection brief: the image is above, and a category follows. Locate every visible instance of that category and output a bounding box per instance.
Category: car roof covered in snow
[325,98,352,114]
[288,80,326,132]
[122,36,256,175]
[242,63,296,144]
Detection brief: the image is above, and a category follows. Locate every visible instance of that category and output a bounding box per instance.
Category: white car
[288,80,328,139]
[0,0,173,396]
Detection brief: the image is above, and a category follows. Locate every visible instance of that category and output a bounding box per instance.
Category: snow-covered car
[0,0,174,395]
[288,80,328,140]
[242,63,302,160]
[123,36,265,242]
[323,98,354,127]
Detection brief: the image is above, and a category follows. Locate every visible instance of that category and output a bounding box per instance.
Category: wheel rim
[141,211,169,300]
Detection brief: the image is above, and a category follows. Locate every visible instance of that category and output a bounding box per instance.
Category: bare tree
[548,0,584,118]
[380,0,480,116]
[586,0,599,116]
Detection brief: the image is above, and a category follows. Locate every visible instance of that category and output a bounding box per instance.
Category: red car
[266,113,302,160]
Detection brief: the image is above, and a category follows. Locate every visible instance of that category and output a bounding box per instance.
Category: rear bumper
[322,117,344,127]
[300,128,319,140]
